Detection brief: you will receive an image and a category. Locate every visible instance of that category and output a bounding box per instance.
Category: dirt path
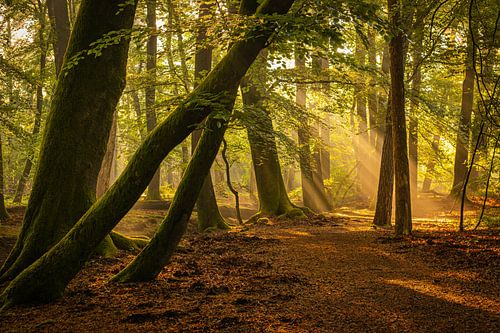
[0,214,499,332]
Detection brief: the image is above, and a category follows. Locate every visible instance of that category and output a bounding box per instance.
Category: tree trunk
[0,0,138,282]
[192,0,228,231]
[47,0,70,76]
[422,134,440,192]
[367,28,378,148]
[96,112,118,198]
[145,0,161,200]
[295,54,329,212]
[373,47,393,227]
[241,53,305,220]
[13,8,47,204]
[389,0,412,236]
[409,10,424,204]
[0,134,9,221]
[450,34,474,198]
[0,0,296,308]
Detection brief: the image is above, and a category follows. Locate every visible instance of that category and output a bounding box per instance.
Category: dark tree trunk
[47,0,70,76]
[451,34,474,198]
[241,53,305,220]
[192,0,228,231]
[0,134,9,221]
[0,0,296,308]
[389,0,412,236]
[145,0,161,200]
[422,134,440,192]
[13,8,47,204]
[0,0,138,282]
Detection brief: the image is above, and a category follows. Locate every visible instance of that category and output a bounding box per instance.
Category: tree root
[246,206,314,224]
[95,232,149,257]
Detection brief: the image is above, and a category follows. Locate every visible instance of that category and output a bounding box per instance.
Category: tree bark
[47,0,70,76]
[389,0,412,236]
[422,134,440,192]
[145,0,161,200]
[96,112,117,198]
[192,0,228,231]
[0,0,139,282]
[450,34,474,198]
[0,0,296,308]
[0,134,9,221]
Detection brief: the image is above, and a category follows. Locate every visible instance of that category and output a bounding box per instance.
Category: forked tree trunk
[0,0,139,282]
[388,0,412,236]
[450,34,474,198]
[0,0,296,308]
[145,0,161,200]
[192,0,228,231]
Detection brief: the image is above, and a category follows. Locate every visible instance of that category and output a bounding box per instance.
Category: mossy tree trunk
[192,0,228,231]
[113,114,230,282]
[145,0,161,201]
[241,53,306,221]
[388,0,412,236]
[0,0,296,308]
[0,0,139,282]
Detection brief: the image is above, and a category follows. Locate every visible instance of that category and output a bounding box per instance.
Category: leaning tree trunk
[389,0,412,236]
[0,0,296,308]
[0,0,139,282]
[450,34,474,198]
[145,0,161,200]
[241,53,306,221]
[192,0,228,231]
[0,134,9,221]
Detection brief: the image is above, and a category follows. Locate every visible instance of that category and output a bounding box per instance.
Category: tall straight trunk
[367,28,378,148]
[389,0,412,236]
[192,0,228,231]
[0,0,296,308]
[241,53,304,220]
[451,34,474,198]
[409,10,423,203]
[422,134,440,192]
[145,0,161,200]
[13,7,47,204]
[373,47,393,226]
[354,37,369,196]
[47,0,70,76]
[0,134,9,220]
[0,0,139,282]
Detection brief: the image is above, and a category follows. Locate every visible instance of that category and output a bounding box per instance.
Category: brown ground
[0,204,499,332]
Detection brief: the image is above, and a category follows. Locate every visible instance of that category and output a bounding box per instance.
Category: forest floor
[0,200,499,332]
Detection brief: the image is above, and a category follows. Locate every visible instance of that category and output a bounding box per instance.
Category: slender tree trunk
[389,0,412,236]
[47,0,70,76]
[0,134,9,221]
[422,134,440,192]
[0,0,296,308]
[367,28,378,148]
[409,11,423,204]
[96,112,117,198]
[373,47,393,227]
[0,0,139,282]
[192,0,228,231]
[450,34,474,198]
[145,0,161,200]
[13,7,47,204]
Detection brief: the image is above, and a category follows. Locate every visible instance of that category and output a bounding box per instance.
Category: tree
[192,0,228,231]
[145,0,161,200]
[0,0,296,308]
[0,134,9,221]
[0,0,139,282]
[388,0,412,235]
